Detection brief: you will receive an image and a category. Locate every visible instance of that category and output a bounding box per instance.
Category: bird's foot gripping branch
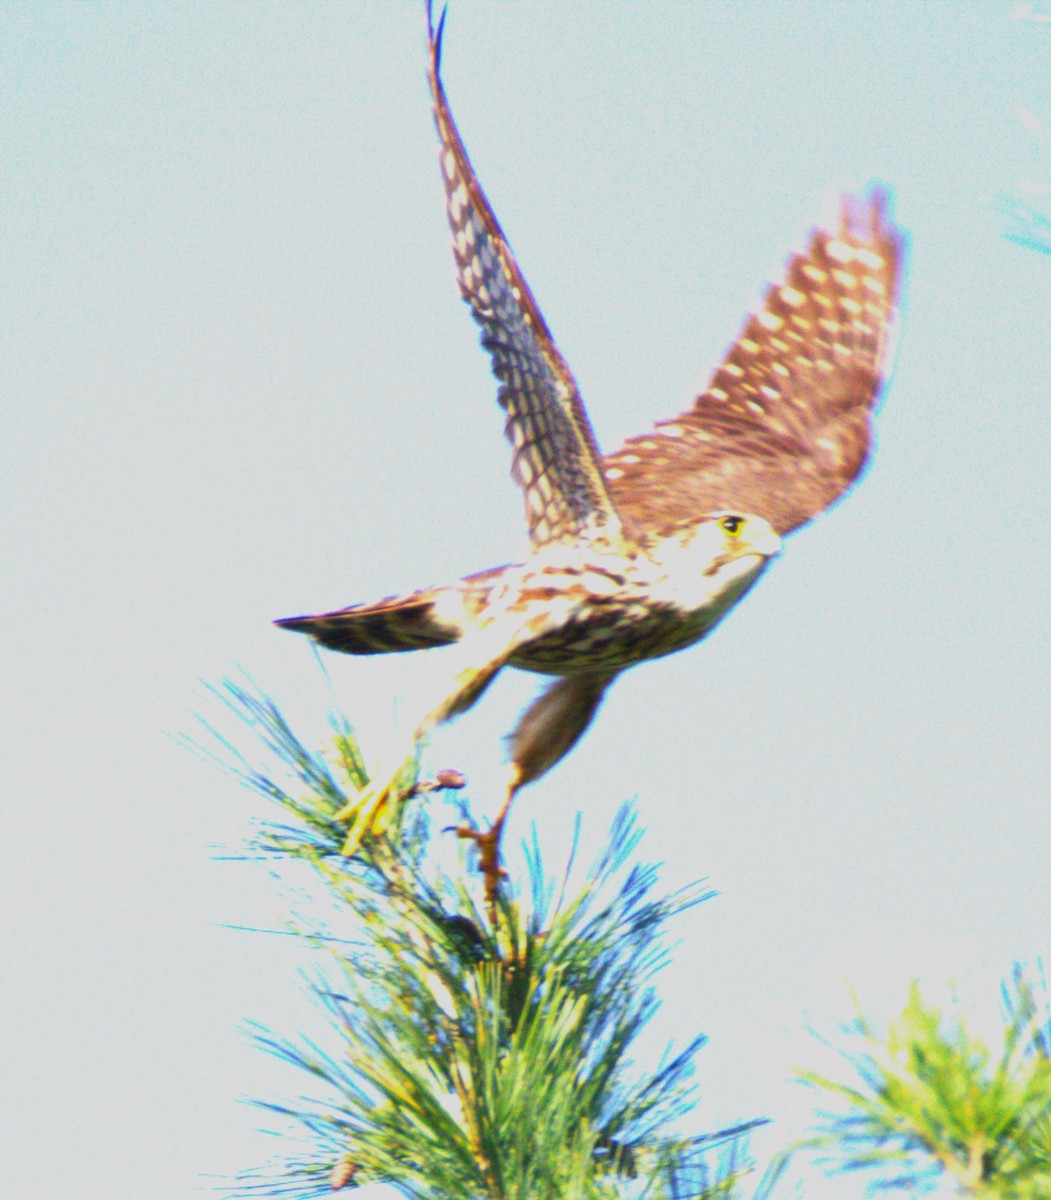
[205,677,777,1199]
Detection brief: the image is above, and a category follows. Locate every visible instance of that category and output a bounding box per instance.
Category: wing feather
[428,7,626,552]
[604,191,903,536]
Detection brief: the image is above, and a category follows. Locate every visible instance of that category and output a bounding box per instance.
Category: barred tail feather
[275,567,508,656]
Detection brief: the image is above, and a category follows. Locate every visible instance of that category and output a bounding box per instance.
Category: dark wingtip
[427,0,448,79]
[836,184,885,234]
[828,184,905,270]
[864,184,907,266]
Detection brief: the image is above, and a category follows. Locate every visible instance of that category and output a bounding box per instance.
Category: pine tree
[205,680,781,1200]
[797,965,1051,1197]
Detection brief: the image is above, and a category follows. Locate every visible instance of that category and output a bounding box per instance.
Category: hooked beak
[747,528,782,559]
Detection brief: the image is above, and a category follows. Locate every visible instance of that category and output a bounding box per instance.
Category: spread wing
[428,6,627,553]
[604,191,903,537]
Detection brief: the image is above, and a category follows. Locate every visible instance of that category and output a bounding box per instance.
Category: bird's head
[652,511,781,611]
[701,512,782,570]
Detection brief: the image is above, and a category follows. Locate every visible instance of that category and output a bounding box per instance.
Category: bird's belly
[508,598,724,675]
[499,553,767,676]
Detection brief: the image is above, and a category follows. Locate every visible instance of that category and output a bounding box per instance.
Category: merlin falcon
[277,8,903,894]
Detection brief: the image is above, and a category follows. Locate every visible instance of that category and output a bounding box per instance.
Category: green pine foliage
[798,967,1051,1198]
[208,681,772,1199]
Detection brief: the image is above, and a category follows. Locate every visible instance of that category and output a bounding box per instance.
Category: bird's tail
[274,566,507,656]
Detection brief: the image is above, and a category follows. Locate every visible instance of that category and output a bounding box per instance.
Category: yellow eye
[719,515,744,536]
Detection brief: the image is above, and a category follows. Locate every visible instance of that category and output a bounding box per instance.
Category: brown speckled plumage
[275,6,903,882]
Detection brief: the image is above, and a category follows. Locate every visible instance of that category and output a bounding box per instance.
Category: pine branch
[796,967,1051,1197]
[201,678,770,1199]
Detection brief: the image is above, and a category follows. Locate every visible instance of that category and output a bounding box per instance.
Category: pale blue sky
[3,3,1050,1198]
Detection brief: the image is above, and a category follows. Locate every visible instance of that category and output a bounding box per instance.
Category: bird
[276,5,903,898]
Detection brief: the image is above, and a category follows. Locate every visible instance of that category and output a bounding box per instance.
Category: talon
[435,768,467,790]
[408,767,466,798]
[456,820,509,904]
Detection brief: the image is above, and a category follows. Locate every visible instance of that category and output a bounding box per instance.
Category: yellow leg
[336,759,414,855]
[457,764,523,910]
[455,672,616,904]
[333,640,513,857]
